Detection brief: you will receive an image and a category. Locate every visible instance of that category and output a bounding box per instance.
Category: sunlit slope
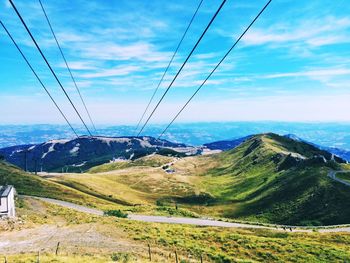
[51,156,199,206]
[192,133,350,225]
[0,161,121,210]
[88,154,174,173]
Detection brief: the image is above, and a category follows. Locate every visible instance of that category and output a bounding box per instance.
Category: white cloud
[263,68,350,79]
[76,41,171,63]
[79,66,141,78]
[59,61,97,70]
[243,16,350,47]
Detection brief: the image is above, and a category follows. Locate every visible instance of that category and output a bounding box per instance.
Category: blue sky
[1,0,350,127]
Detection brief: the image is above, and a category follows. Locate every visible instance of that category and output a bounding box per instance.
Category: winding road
[328,170,350,187]
[28,196,350,233]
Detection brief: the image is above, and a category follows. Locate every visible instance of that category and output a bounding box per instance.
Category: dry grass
[1,196,350,262]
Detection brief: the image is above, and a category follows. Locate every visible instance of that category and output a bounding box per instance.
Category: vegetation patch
[110,252,134,262]
[104,209,128,218]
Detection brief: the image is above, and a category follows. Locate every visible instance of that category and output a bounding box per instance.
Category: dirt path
[29,196,350,233]
[0,223,142,255]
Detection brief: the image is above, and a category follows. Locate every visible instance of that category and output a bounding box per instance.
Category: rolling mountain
[202,133,350,162]
[0,136,199,172]
[185,133,349,225]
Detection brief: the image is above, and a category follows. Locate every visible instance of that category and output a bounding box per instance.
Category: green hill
[189,133,350,225]
[0,160,121,210]
[88,154,174,173]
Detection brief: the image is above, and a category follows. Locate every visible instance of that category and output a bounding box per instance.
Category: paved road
[28,196,350,233]
[128,214,269,229]
[328,170,350,187]
[28,197,104,216]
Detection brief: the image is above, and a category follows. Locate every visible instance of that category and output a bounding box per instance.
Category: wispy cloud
[79,66,141,78]
[59,61,97,70]
[243,16,350,48]
[263,68,350,79]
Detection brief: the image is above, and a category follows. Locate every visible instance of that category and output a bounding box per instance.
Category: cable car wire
[1,21,79,138]
[136,0,227,136]
[38,0,97,134]
[157,0,273,139]
[9,0,92,136]
[134,0,204,135]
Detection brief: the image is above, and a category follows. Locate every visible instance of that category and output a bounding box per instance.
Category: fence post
[148,243,152,261]
[4,256,7,263]
[200,254,203,263]
[37,251,40,263]
[175,250,178,263]
[56,241,60,255]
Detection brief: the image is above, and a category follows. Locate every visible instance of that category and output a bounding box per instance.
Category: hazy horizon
[1,122,350,151]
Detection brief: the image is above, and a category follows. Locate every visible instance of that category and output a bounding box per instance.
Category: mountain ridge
[0,135,199,172]
[0,132,347,173]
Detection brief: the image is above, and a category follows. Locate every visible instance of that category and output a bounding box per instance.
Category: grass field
[1,196,350,262]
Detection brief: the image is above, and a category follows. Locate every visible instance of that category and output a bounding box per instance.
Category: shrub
[104,210,128,218]
[111,252,132,262]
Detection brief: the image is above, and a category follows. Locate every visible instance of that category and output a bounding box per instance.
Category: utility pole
[34,159,38,175]
[24,149,27,172]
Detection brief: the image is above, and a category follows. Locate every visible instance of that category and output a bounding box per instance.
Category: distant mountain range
[1,122,350,150]
[0,136,199,172]
[0,132,348,173]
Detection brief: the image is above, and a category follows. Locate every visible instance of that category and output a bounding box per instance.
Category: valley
[1,132,350,262]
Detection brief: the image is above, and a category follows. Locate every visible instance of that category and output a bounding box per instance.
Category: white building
[0,185,15,218]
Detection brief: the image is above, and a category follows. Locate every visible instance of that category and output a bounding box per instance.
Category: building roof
[0,185,13,197]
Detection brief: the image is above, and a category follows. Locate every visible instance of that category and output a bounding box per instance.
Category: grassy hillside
[88,154,174,173]
[0,161,122,210]
[188,133,350,225]
[51,165,198,207]
[15,133,350,225]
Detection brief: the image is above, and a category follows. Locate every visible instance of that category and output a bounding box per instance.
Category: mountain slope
[39,132,350,225]
[190,133,350,225]
[0,160,123,210]
[0,136,198,172]
[285,134,350,162]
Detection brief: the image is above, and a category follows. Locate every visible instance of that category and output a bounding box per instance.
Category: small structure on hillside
[165,169,175,174]
[0,185,16,218]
